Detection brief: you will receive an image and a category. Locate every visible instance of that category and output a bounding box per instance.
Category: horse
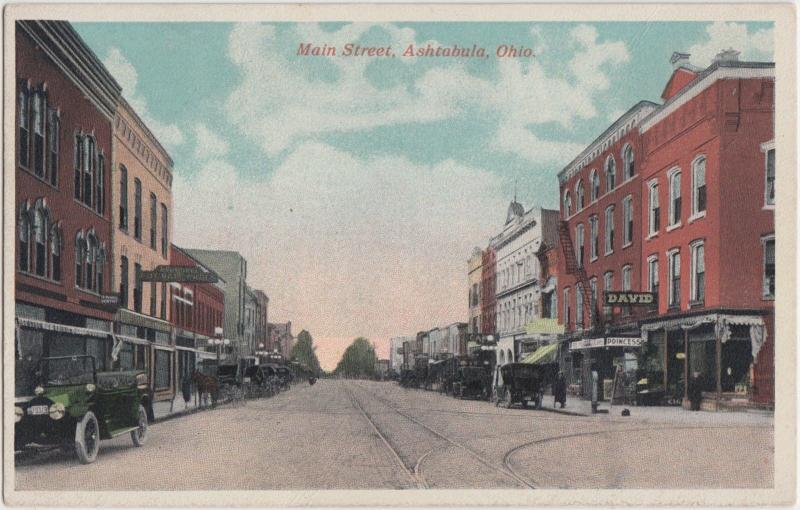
[191,370,219,408]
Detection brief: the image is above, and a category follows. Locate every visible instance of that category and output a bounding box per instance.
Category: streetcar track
[352,382,536,489]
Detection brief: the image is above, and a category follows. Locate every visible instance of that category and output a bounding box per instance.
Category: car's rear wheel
[75,411,100,464]
[131,405,148,447]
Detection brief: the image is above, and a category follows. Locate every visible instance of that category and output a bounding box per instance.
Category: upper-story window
[622,264,632,291]
[149,193,158,250]
[605,156,616,192]
[691,156,706,217]
[75,231,105,293]
[575,180,585,211]
[119,165,128,230]
[590,170,600,202]
[622,144,635,180]
[604,205,615,255]
[563,191,572,217]
[589,277,597,322]
[18,200,61,282]
[623,195,633,246]
[563,287,570,327]
[762,235,775,299]
[668,248,680,308]
[18,82,60,186]
[95,154,104,215]
[668,168,682,227]
[161,203,168,258]
[765,147,775,207]
[575,223,585,267]
[589,215,599,261]
[648,180,660,236]
[120,256,129,308]
[32,90,46,178]
[603,271,613,317]
[18,82,30,169]
[134,178,142,240]
[575,283,584,328]
[74,133,104,212]
[647,255,659,296]
[47,108,59,187]
[690,240,705,303]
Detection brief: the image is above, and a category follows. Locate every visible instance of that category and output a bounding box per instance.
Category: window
[120,256,129,308]
[161,203,168,258]
[668,169,681,227]
[49,225,61,281]
[691,157,706,216]
[33,209,46,277]
[605,156,616,192]
[690,241,705,303]
[668,249,681,308]
[648,181,660,235]
[603,271,614,317]
[133,263,142,312]
[563,287,570,327]
[85,236,95,292]
[589,215,599,260]
[647,256,659,296]
[119,165,128,230]
[763,236,775,299]
[154,349,171,390]
[32,90,45,178]
[47,109,59,186]
[590,170,600,202]
[576,224,585,267]
[622,145,635,180]
[18,82,30,168]
[765,148,775,206]
[95,154,104,215]
[604,205,615,254]
[576,180,585,211]
[160,282,167,319]
[75,237,86,288]
[622,196,633,246]
[150,193,157,250]
[18,209,30,272]
[576,283,584,328]
[622,265,632,291]
[134,179,142,240]
[83,137,94,208]
[589,277,597,323]
[563,192,572,217]
[74,135,83,200]
[150,281,157,316]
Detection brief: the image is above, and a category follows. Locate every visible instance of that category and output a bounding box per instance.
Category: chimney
[670,52,692,69]
[713,48,741,64]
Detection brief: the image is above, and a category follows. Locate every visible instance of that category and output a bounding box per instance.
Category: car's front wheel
[75,411,100,464]
[131,405,148,447]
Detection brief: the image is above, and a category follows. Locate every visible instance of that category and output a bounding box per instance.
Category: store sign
[604,291,657,305]
[139,266,218,283]
[569,338,605,350]
[525,318,565,335]
[605,337,642,348]
[100,294,119,305]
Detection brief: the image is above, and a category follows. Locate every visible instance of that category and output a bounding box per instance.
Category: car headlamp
[48,402,65,420]
[86,383,96,392]
[15,407,23,423]
[34,386,44,396]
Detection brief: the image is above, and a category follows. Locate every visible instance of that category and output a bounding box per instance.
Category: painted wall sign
[139,265,219,283]
[604,291,657,305]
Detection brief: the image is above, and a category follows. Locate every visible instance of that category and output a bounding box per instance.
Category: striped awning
[17,317,110,338]
[519,343,559,365]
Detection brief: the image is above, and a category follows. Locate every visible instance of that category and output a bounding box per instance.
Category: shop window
[668,168,681,227]
[764,148,775,207]
[119,343,134,371]
[690,240,705,304]
[604,205,615,254]
[668,249,680,308]
[605,156,616,192]
[692,156,706,216]
[623,195,633,246]
[590,170,599,202]
[134,178,142,240]
[648,180,660,235]
[622,144,634,180]
[119,165,128,230]
[18,82,30,168]
[120,256,129,308]
[154,349,171,390]
[763,236,775,299]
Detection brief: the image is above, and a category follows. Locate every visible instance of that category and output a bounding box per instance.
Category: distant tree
[334,337,377,378]
[290,330,321,375]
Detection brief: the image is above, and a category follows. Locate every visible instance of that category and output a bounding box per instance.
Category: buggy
[496,363,545,409]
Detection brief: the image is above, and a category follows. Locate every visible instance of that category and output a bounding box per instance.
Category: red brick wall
[169,246,225,338]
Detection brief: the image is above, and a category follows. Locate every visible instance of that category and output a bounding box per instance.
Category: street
[15,379,773,490]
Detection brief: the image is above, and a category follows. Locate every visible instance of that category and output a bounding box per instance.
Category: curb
[152,399,237,424]
[539,406,590,417]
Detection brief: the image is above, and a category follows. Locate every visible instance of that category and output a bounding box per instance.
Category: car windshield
[39,356,95,386]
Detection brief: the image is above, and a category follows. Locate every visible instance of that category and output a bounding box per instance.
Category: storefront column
[662,329,668,396]
[683,327,689,401]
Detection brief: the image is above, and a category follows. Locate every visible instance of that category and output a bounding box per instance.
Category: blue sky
[73,21,773,368]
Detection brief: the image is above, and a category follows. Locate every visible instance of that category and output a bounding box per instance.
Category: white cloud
[193,123,229,160]
[103,47,185,148]
[172,142,509,342]
[224,23,629,164]
[687,22,774,67]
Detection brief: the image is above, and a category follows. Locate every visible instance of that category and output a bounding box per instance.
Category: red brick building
[15,21,122,393]
[169,244,226,381]
[637,51,775,408]
[480,247,497,336]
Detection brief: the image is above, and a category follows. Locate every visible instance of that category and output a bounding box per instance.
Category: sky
[73,21,773,371]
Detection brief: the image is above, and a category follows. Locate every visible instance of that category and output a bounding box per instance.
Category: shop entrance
[721,338,752,393]
[665,330,685,404]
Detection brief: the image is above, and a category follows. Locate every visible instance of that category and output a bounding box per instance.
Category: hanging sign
[605,337,643,348]
[139,266,218,283]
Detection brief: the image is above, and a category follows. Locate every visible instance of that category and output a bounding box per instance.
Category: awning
[17,317,110,338]
[524,318,565,335]
[520,343,559,365]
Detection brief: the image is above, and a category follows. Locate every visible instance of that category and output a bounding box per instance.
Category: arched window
[47,108,59,186]
[692,156,706,216]
[590,170,600,202]
[96,247,105,293]
[622,144,634,180]
[575,180,585,210]
[32,90,45,178]
[95,153,104,215]
[74,134,83,200]
[49,225,61,282]
[563,192,572,218]
[86,234,96,292]
[18,81,31,168]
[605,156,616,192]
[83,136,94,208]
[33,208,46,277]
[668,168,682,226]
[18,206,30,272]
[75,235,86,288]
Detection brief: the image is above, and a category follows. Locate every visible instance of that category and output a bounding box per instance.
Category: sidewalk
[152,393,206,422]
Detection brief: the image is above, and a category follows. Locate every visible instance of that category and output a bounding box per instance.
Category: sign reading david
[604,291,657,306]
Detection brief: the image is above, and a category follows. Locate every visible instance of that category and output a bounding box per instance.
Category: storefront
[568,336,641,400]
[114,308,176,402]
[640,312,770,409]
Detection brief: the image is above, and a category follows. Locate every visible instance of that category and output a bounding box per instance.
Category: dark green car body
[15,355,152,463]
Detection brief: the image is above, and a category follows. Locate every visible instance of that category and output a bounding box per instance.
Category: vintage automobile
[14,355,150,464]
[452,365,492,400]
[496,363,544,409]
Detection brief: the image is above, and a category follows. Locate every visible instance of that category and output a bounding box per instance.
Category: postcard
[4,2,796,507]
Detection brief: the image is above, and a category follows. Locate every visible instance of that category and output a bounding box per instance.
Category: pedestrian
[688,371,703,411]
[181,373,192,410]
[553,370,567,409]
